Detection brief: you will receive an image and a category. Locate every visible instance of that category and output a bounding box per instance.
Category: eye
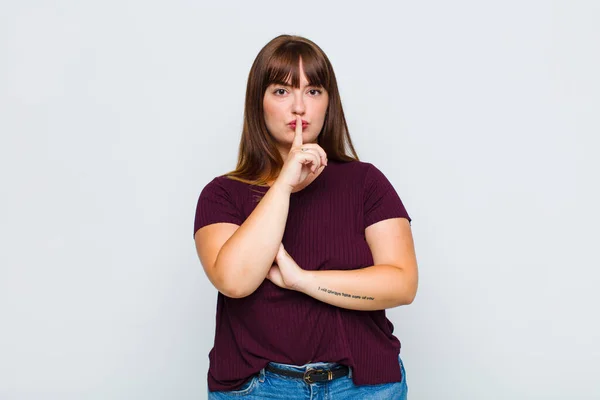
[309,89,323,96]
[273,88,287,95]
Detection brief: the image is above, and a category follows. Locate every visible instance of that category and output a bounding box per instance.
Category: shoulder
[323,160,394,195]
[199,174,250,197]
[194,174,251,236]
[331,159,390,184]
[329,159,378,176]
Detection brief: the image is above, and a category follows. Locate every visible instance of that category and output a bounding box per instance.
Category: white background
[1,1,599,399]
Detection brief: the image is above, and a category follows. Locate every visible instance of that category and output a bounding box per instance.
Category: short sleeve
[363,163,412,229]
[193,177,245,238]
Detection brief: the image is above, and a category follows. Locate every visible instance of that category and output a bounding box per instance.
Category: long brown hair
[225,34,359,186]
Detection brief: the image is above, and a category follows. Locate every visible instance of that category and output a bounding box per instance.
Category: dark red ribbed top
[193,159,412,391]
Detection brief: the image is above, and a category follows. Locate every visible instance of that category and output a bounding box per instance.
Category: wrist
[270,180,293,195]
[296,270,316,293]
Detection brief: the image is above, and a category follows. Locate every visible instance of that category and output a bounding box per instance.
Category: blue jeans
[208,354,408,399]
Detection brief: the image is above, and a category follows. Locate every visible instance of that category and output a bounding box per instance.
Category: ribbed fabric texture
[193,159,412,392]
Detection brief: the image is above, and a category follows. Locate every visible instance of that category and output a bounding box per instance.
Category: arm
[304,217,417,310]
[197,118,327,298]
[299,264,415,311]
[209,182,292,298]
[268,217,418,310]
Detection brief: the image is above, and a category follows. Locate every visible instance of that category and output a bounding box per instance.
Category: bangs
[264,43,330,89]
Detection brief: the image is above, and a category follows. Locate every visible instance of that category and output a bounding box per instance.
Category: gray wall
[1,1,598,399]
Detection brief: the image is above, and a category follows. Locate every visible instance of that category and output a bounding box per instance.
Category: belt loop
[258,368,265,383]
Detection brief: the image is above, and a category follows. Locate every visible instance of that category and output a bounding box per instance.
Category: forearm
[215,182,291,298]
[298,265,417,311]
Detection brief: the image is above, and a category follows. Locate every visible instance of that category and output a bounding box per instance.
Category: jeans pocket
[220,375,258,397]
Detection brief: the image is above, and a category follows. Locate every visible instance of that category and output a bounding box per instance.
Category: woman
[194,34,418,399]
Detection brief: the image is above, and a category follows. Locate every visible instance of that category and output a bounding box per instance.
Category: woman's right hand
[274,115,328,193]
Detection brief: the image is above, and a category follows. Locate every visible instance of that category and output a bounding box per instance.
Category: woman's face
[263,60,329,156]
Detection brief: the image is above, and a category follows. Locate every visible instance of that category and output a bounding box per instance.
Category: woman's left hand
[266,244,310,291]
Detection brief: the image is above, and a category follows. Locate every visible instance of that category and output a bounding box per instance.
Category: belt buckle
[303,368,322,384]
[303,368,334,384]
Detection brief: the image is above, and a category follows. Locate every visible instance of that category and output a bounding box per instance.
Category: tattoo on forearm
[318,286,374,300]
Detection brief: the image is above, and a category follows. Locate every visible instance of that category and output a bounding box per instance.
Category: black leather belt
[265,364,350,384]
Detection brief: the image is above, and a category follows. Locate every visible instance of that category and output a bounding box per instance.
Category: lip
[289,120,309,127]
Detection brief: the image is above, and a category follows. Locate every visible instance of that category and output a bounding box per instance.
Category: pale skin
[267,217,417,311]
[262,58,329,188]
[195,59,418,310]
[264,68,418,310]
[263,60,418,310]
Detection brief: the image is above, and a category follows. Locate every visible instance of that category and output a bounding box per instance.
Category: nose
[291,91,306,115]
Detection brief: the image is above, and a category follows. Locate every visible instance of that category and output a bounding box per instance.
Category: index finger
[292,115,303,148]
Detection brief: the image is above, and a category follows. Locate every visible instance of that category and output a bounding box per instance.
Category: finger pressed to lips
[292,115,327,166]
[292,115,303,148]
[289,116,308,129]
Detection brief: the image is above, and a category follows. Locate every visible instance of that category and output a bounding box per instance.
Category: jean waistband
[267,360,344,373]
